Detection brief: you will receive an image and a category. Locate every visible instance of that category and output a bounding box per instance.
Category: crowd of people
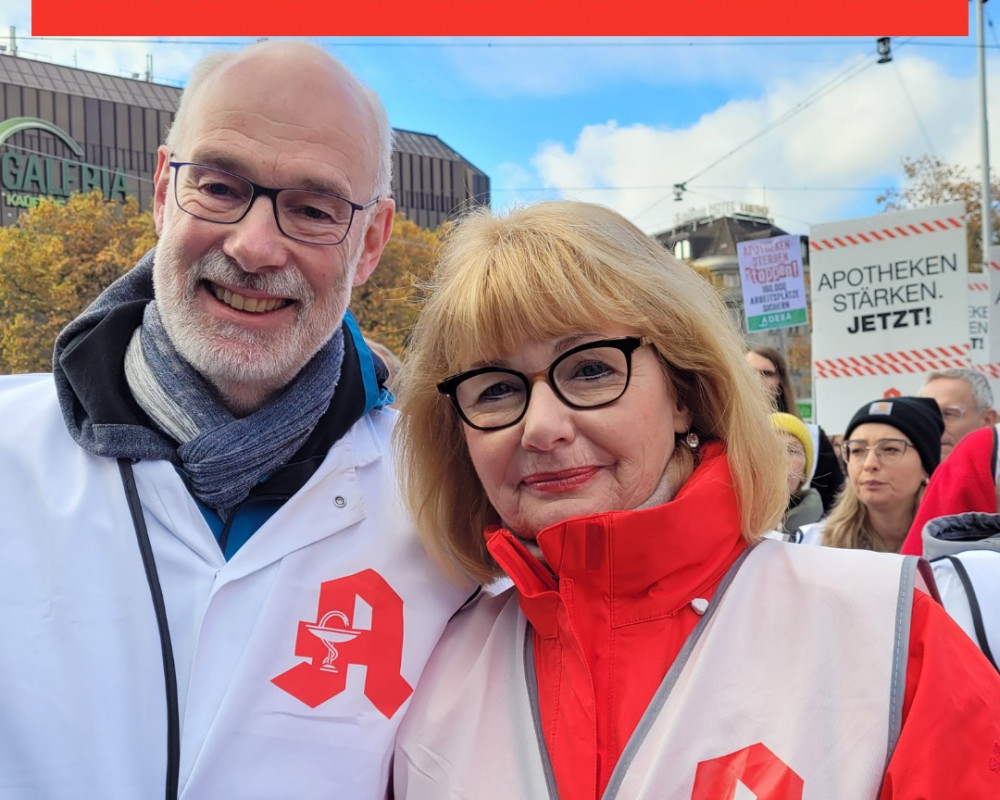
[1,38,998,800]
[750,347,1000,678]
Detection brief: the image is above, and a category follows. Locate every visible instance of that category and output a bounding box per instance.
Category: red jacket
[487,443,1000,799]
[901,424,998,555]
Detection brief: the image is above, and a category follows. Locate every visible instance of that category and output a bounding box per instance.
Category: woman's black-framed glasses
[168,161,379,245]
[437,337,650,431]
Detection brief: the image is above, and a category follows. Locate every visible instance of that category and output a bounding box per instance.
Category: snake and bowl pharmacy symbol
[305,610,361,673]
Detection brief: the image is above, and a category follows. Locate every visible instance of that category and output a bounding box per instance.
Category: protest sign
[967,268,1000,404]
[968,273,991,373]
[737,235,807,332]
[810,202,968,434]
[983,246,1000,405]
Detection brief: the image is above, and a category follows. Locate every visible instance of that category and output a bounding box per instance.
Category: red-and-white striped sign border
[972,362,1000,380]
[815,345,970,378]
[811,215,963,252]
[969,282,990,292]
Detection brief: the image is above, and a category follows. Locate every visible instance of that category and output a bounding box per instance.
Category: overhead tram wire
[633,45,900,226]
[497,183,881,229]
[888,60,937,158]
[498,184,887,194]
[672,184,819,231]
[681,55,878,186]
[12,35,997,50]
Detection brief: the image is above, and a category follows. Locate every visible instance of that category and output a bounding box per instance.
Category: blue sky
[4,3,998,237]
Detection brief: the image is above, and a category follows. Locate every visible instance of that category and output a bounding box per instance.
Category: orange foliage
[0,191,156,374]
[350,212,445,357]
[878,155,999,271]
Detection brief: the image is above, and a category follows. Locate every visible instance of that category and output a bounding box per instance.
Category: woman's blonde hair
[822,480,925,552]
[395,201,786,583]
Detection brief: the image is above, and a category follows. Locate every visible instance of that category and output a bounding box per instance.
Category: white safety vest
[931,551,1000,668]
[0,374,469,799]
[396,540,917,800]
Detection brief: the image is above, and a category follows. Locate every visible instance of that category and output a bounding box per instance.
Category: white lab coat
[0,373,468,799]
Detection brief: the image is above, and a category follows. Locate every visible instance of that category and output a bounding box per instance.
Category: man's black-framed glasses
[168,161,379,245]
[437,337,650,431]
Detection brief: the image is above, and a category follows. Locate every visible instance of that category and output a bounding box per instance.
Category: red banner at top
[31,0,968,37]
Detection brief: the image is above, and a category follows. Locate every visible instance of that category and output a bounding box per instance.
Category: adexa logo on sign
[0,117,131,208]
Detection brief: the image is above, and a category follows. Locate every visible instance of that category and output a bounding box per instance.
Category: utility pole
[976,0,994,269]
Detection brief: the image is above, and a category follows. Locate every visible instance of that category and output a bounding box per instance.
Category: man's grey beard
[152,242,354,406]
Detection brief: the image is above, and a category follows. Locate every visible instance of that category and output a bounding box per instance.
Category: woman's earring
[685,430,700,449]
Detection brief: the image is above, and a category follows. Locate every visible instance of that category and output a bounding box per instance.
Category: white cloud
[491,160,539,208]
[531,53,999,236]
[437,35,978,99]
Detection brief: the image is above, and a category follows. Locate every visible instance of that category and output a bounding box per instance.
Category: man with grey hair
[920,367,999,459]
[0,41,469,799]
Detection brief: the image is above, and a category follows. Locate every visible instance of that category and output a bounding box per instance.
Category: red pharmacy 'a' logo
[691,743,803,800]
[271,569,412,718]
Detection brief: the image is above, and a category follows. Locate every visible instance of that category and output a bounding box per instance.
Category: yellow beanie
[770,412,814,480]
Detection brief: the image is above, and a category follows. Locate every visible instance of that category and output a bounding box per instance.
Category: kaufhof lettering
[3,192,66,209]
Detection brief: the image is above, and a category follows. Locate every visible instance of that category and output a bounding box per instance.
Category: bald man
[0,42,469,798]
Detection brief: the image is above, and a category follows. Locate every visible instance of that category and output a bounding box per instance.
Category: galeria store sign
[0,117,132,207]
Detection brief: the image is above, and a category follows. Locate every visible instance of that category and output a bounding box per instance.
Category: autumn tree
[351,212,445,356]
[0,197,445,373]
[689,262,726,292]
[0,191,156,374]
[877,155,1000,270]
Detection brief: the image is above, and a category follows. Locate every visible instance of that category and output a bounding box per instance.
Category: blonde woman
[393,202,1000,799]
[804,397,943,553]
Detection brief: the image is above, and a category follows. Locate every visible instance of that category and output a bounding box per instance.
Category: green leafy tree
[0,191,156,374]
[877,155,1000,270]
[351,213,445,356]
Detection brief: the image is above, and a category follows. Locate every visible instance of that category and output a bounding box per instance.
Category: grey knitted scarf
[123,299,343,518]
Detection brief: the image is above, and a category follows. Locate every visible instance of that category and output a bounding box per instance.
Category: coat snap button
[333,496,346,508]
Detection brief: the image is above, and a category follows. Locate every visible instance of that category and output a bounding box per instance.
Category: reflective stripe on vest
[396,540,915,800]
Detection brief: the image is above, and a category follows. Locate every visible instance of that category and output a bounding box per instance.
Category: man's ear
[353,198,395,287]
[985,408,999,427]
[152,145,171,236]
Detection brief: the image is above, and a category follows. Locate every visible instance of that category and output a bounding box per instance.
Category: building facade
[392,129,490,230]
[0,53,488,230]
[654,203,814,416]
